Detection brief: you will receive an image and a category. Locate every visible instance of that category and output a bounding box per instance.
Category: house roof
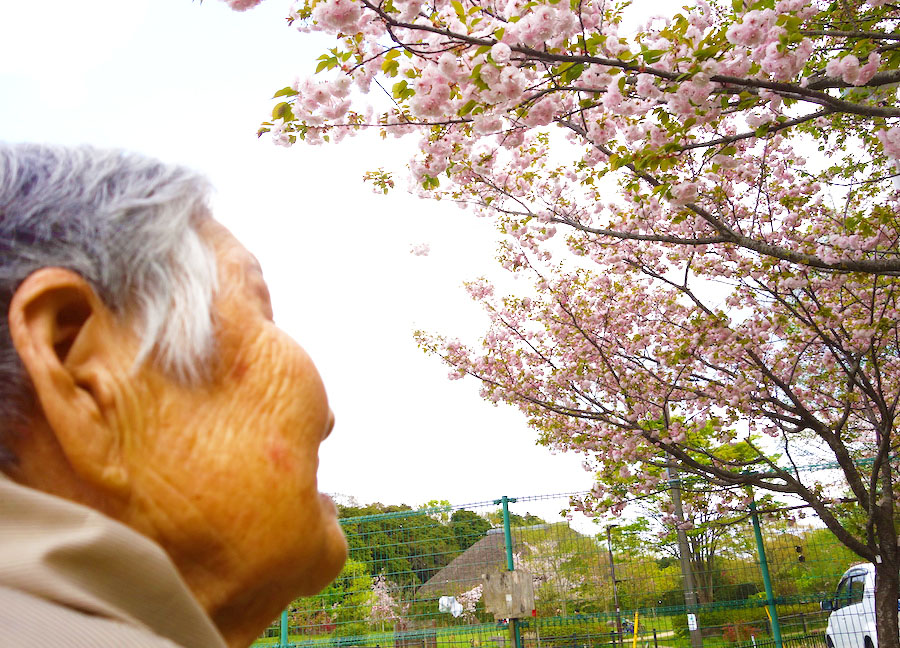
[416,526,550,599]
[416,531,509,598]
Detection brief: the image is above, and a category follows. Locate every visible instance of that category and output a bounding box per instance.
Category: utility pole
[606,525,623,648]
[666,462,704,648]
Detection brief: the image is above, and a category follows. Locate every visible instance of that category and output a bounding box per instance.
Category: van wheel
[826,637,834,648]
[863,638,874,648]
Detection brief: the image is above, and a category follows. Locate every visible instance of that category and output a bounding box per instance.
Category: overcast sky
[0,0,596,526]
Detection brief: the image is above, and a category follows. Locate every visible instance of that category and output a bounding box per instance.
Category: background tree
[290,557,375,638]
[370,573,406,632]
[515,523,592,616]
[419,264,900,646]
[450,509,493,551]
[483,510,548,528]
[223,0,900,643]
[581,436,775,605]
[338,501,465,588]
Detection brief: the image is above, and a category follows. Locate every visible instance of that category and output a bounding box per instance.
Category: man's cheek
[266,438,299,473]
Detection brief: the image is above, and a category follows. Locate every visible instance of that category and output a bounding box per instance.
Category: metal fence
[252,492,864,648]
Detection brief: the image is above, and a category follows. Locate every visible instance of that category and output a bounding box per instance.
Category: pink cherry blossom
[222,0,263,10]
[312,0,362,32]
[249,0,900,606]
[491,42,512,64]
[876,127,900,160]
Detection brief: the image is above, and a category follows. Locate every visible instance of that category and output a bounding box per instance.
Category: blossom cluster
[245,0,900,530]
[370,575,402,622]
[877,126,900,160]
[825,52,882,86]
[222,0,263,10]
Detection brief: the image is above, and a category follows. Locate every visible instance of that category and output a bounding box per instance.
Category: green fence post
[496,495,517,571]
[749,498,783,648]
[280,609,289,648]
[495,496,522,648]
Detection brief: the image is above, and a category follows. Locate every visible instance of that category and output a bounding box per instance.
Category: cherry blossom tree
[456,584,484,621]
[369,574,405,632]
[417,265,900,639]
[222,0,898,642]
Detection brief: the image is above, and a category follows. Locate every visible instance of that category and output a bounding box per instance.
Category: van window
[835,577,851,608]
[848,575,866,605]
[834,573,867,609]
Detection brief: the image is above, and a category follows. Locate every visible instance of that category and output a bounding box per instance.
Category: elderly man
[0,143,348,647]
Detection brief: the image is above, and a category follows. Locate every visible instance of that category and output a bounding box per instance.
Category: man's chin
[298,525,348,596]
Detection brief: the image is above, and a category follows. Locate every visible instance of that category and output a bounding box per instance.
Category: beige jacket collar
[0,473,227,648]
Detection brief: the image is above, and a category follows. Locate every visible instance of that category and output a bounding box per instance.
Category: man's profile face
[125,219,347,603]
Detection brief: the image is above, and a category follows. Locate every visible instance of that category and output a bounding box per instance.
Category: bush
[672,608,769,639]
[722,623,761,643]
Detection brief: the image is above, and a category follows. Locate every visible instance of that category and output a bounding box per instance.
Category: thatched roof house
[416,529,508,598]
[417,525,550,599]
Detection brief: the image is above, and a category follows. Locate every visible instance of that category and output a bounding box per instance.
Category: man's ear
[8,268,131,496]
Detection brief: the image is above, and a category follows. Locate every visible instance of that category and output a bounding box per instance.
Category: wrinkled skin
[6,219,347,648]
[126,220,348,640]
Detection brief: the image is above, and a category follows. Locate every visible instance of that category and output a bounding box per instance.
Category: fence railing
[253,492,857,648]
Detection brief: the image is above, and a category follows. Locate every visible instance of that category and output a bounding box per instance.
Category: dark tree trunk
[874,452,899,648]
[874,561,899,648]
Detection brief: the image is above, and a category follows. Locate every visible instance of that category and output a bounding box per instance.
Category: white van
[822,563,900,648]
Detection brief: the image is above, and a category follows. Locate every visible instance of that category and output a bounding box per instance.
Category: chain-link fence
[253,492,869,648]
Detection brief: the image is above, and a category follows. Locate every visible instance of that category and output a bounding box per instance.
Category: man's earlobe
[8,268,131,496]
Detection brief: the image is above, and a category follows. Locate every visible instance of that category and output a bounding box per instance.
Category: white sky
[0,0,595,524]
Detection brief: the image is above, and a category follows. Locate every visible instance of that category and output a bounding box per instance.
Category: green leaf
[392,80,409,99]
[382,58,400,77]
[316,55,341,73]
[271,102,295,121]
[640,49,664,64]
[273,86,299,98]
[561,62,584,83]
[470,63,489,90]
[458,99,478,117]
[451,0,465,19]
[694,46,718,61]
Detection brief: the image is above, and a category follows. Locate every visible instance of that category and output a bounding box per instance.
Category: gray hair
[0,143,218,444]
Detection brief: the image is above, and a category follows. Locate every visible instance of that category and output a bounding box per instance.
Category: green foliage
[338,502,459,587]
[273,495,859,648]
[450,509,493,551]
[289,558,374,636]
[483,510,548,528]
